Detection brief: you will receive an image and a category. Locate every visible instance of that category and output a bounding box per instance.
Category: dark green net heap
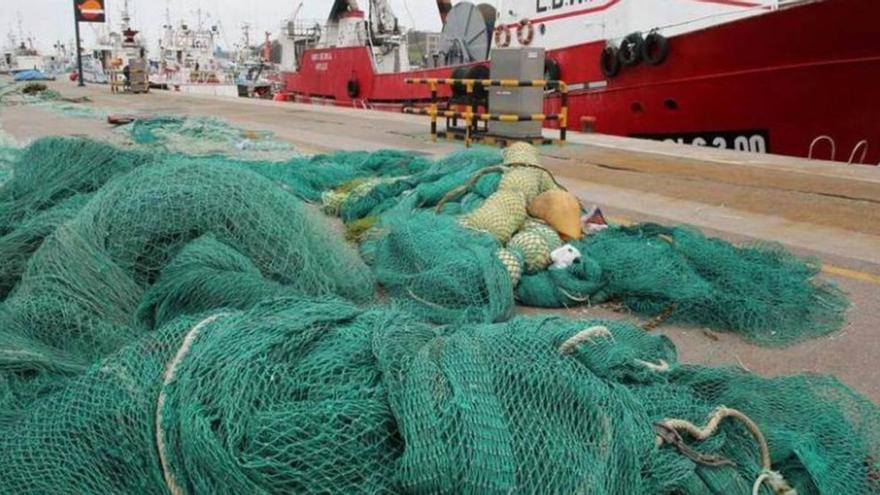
[0,137,873,494]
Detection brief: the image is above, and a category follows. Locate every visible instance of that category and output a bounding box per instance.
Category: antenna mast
[16,12,24,46]
[121,0,131,30]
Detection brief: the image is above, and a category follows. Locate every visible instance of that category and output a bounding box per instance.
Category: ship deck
[2,80,878,401]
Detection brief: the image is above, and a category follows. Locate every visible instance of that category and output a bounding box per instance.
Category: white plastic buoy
[551,244,581,269]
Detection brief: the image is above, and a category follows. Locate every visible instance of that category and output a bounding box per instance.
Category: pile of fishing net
[0,137,876,494]
[120,116,302,159]
[0,81,61,105]
[2,298,878,494]
[514,223,848,345]
[0,123,18,184]
[307,143,848,346]
[0,137,850,346]
[0,80,107,121]
[0,137,373,421]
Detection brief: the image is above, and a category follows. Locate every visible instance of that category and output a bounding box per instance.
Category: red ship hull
[281,0,880,164]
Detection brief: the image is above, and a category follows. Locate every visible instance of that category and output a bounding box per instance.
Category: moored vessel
[149,8,236,96]
[279,0,880,164]
[77,0,148,84]
[2,16,48,75]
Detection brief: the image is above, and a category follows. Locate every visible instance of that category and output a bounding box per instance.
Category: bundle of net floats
[0,135,876,494]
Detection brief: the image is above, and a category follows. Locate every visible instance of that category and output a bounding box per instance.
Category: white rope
[559,326,612,354]
[755,469,798,495]
[658,407,772,469]
[752,472,771,495]
[635,359,670,372]
[155,313,229,495]
[657,409,797,494]
[558,287,591,303]
[406,287,446,310]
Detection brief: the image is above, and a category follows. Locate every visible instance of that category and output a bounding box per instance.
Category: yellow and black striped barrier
[406,78,568,91]
[404,108,561,123]
[403,77,568,147]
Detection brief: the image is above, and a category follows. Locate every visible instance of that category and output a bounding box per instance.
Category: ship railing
[848,140,869,165]
[403,78,569,147]
[809,136,876,166]
[285,19,324,40]
[808,135,836,162]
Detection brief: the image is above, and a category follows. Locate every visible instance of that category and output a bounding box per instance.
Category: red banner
[75,0,106,23]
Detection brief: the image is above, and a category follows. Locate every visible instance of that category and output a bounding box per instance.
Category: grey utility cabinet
[488,47,545,139]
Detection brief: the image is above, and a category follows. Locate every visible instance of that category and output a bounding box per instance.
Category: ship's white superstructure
[2,16,47,74]
[151,13,277,98]
[281,0,410,74]
[80,0,148,84]
[149,7,236,94]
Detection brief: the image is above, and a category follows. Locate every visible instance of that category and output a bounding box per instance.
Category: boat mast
[195,7,206,32]
[16,12,25,49]
[121,0,131,31]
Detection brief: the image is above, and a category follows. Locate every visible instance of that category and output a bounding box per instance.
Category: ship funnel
[437,0,452,25]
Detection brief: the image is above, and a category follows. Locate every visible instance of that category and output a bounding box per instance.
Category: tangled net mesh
[316,149,848,345]
[0,81,115,119]
[362,211,515,323]
[0,137,875,494]
[1,298,877,494]
[121,116,303,159]
[0,121,19,183]
[0,138,374,423]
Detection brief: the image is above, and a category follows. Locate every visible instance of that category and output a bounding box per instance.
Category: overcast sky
[2,1,443,53]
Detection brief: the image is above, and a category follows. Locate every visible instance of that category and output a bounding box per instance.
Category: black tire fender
[544,58,561,82]
[467,64,491,101]
[450,66,471,98]
[619,32,644,67]
[600,46,621,78]
[346,79,360,98]
[642,32,670,66]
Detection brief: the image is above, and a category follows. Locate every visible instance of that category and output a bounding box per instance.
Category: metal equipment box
[127,58,149,93]
[488,47,545,139]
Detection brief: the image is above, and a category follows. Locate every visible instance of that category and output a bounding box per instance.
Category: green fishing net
[258,148,435,202]
[0,138,153,297]
[323,151,848,345]
[0,137,874,494]
[362,211,514,323]
[0,81,112,119]
[0,82,61,106]
[587,224,847,345]
[513,223,849,345]
[122,116,302,159]
[0,123,19,185]
[0,140,374,422]
[0,137,850,345]
[1,297,877,494]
